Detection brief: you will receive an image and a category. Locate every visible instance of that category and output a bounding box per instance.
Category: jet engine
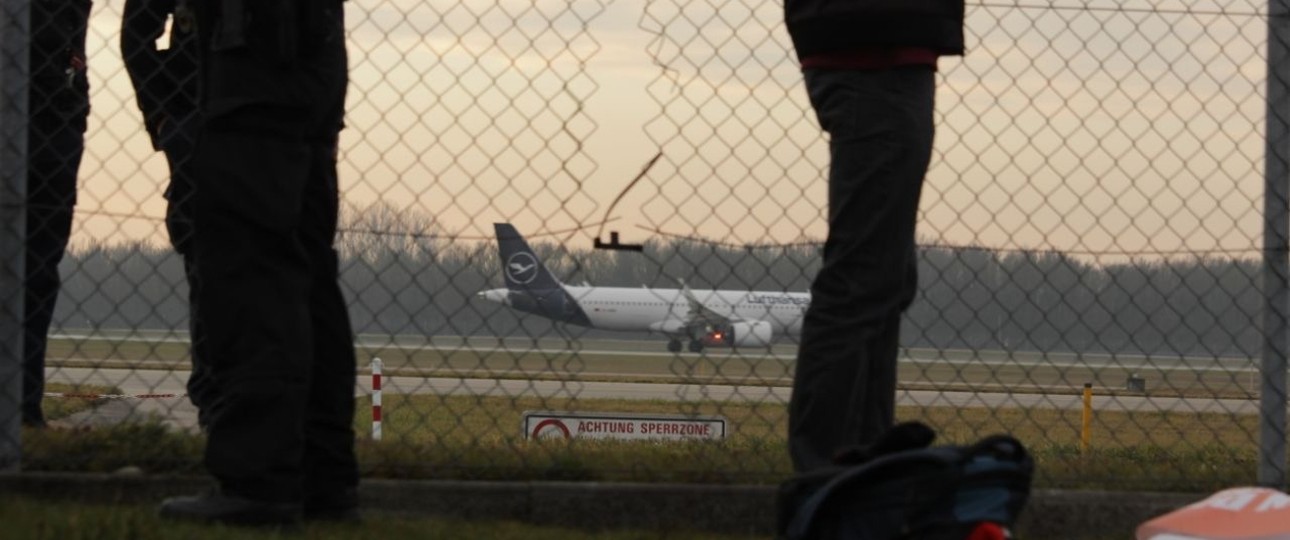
[702,320,773,347]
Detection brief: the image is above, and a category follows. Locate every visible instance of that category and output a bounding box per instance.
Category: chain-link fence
[1,0,1286,494]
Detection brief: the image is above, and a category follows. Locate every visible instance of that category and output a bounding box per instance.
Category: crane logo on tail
[505,252,539,285]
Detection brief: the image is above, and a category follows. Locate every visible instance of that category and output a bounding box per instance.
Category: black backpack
[776,422,1034,540]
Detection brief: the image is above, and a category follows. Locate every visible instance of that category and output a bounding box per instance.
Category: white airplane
[477,223,809,352]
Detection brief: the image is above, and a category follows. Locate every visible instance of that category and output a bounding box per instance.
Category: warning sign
[522,410,727,441]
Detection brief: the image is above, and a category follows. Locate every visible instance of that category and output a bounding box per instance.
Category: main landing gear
[667,339,682,353]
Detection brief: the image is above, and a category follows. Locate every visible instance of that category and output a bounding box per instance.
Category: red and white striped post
[371,357,383,442]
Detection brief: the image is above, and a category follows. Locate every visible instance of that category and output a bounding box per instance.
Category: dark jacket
[121,0,199,150]
[195,0,347,138]
[31,0,91,120]
[784,0,964,60]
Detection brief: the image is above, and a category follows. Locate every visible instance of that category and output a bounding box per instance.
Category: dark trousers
[788,67,935,472]
[191,128,357,503]
[159,110,213,426]
[23,114,83,426]
[191,0,354,504]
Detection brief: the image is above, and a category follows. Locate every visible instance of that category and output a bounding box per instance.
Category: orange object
[1136,487,1290,540]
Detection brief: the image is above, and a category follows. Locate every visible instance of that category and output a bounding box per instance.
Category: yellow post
[1081,383,1093,453]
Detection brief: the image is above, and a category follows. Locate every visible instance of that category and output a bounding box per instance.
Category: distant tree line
[51,204,1262,358]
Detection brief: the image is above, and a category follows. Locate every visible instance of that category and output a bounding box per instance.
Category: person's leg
[853,310,904,444]
[180,253,215,430]
[191,129,313,505]
[299,140,359,518]
[788,67,934,472]
[162,112,214,428]
[296,6,357,516]
[22,206,73,427]
[22,119,82,427]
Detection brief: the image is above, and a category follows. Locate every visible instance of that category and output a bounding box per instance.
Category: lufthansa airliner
[477,223,809,352]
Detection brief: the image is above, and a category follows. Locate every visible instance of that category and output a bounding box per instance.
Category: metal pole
[1262,0,1290,488]
[1080,383,1092,454]
[372,357,382,442]
[0,0,28,472]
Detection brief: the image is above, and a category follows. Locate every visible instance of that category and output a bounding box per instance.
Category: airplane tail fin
[495,223,564,291]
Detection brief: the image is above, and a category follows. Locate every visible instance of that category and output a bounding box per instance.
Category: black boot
[158,491,302,527]
[304,487,360,523]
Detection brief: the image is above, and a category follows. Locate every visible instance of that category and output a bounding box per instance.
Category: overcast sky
[71,0,1269,263]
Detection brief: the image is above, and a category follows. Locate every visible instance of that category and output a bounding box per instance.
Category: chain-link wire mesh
[0,0,1282,493]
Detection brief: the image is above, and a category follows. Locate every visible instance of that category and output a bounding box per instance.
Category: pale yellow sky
[71,0,1268,262]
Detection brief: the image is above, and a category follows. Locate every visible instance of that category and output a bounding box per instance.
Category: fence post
[1081,383,1092,454]
[1262,0,1290,489]
[372,357,382,442]
[0,0,29,472]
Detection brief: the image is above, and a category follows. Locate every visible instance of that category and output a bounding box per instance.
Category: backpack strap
[786,447,961,540]
[966,434,1029,463]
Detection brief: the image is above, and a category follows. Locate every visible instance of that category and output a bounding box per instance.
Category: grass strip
[20,394,1261,492]
[0,495,757,540]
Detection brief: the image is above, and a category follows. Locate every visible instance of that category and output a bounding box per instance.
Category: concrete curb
[0,472,1203,538]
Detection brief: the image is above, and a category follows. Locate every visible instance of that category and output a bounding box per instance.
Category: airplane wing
[679,282,741,326]
[653,281,779,350]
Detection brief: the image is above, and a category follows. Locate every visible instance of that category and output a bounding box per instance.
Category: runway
[44,331,1266,406]
[36,329,1273,435]
[50,330,1259,372]
[44,365,1262,433]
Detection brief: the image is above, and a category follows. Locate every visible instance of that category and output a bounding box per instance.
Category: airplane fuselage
[480,285,807,339]
[565,286,807,336]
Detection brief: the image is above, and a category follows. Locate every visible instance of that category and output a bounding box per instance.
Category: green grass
[21,393,1265,492]
[23,422,203,474]
[0,495,763,540]
[356,394,1259,491]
